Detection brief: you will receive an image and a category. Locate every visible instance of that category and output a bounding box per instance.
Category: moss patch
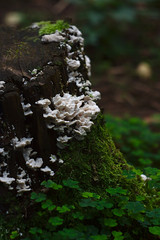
[56,114,145,199]
[6,42,29,60]
[38,20,69,36]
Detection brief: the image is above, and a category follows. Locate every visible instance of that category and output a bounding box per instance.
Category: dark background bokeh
[1,0,160,119]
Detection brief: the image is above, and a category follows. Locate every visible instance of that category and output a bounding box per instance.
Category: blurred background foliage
[68,0,160,75]
[106,114,160,169]
[2,0,160,76]
[1,0,160,169]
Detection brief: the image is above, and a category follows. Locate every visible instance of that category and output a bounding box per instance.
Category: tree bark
[0,22,98,194]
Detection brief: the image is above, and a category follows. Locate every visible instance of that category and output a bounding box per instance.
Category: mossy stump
[0,21,99,194]
[0,21,146,202]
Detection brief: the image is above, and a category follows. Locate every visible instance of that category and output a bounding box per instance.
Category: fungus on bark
[0,20,100,194]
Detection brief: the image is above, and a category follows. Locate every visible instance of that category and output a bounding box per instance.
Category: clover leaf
[149,226,160,236]
[29,227,43,235]
[112,208,125,217]
[58,228,84,239]
[31,192,46,202]
[106,187,127,196]
[10,231,19,239]
[48,217,63,226]
[63,179,81,190]
[57,205,72,213]
[41,199,56,211]
[72,211,84,220]
[82,192,100,199]
[41,180,62,190]
[91,234,108,240]
[104,218,117,227]
[124,201,145,214]
[112,231,124,240]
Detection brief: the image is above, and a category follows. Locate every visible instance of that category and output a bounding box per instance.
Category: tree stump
[0,21,101,194]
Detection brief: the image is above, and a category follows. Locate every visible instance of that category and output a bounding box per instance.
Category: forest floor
[94,66,160,122]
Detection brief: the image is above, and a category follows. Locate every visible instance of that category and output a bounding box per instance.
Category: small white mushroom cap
[0,81,5,89]
[50,155,57,163]
[23,148,43,169]
[16,179,31,193]
[0,148,4,154]
[66,58,81,70]
[41,31,65,42]
[68,26,82,36]
[21,102,33,116]
[26,158,43,169]
[85,55,91,77]
[141,174,151,181]
[68,35,84,45]
[59,159,64,164]
[86,90,101,101]
[11,137,33,149]
[40,166,55,176]
[35,98,51,107]
[66,44,72,52]
[0,171,15,185]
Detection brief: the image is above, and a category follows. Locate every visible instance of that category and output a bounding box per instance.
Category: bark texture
[0,23,94,193]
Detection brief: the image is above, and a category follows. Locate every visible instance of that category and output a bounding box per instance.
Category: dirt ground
[94,66,160,121]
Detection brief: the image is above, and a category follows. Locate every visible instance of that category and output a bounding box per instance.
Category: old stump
[0,21,101,194]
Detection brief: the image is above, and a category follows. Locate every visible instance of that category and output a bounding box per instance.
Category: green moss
[6,42,29,59]
[38,20,69,36]
[37,21,51,27]
[56,114,145,199]
[24,36,40,43]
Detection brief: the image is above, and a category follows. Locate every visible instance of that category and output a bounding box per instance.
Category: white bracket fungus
[23,148,43,169]
[40,166,54,176]
[21,102,33,116]
[0,171,15,185]
[85,55,91,77]
[16,169,31,193]
[11,137,33,149]
[0,81,5,92]
[0,81,5,88]
[16,179,31,193]
[41,30,65,43]
[36,93,100,148]
[49,154,57,163]
[36,23,101,149]
[0,148,4,154]
[66,58,81,70]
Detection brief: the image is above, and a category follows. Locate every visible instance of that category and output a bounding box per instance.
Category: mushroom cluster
[36,93,100,148]
[36,23,101,148]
